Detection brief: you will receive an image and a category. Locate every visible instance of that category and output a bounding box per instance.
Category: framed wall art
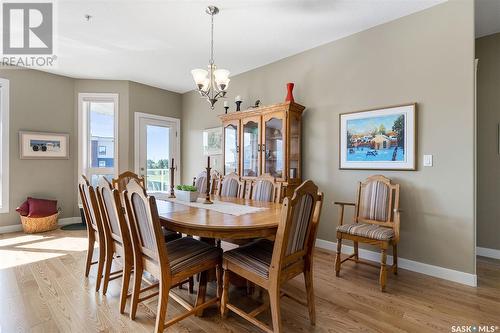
[339,103,416,170]
[19,131,70,159]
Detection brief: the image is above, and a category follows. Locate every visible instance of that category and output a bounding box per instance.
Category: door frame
[134,112,181,185]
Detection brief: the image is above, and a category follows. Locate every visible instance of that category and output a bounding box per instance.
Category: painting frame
[203,126,223,156]
[339,103,417,170]
[19,131,70,160]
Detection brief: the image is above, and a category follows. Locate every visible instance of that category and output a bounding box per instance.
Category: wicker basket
[20,213,59,234]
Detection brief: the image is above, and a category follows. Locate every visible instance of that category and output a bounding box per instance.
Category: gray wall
[0,74,181,227]
[476,33,500,251]
[0,69,76,225]
[181,1,476,273]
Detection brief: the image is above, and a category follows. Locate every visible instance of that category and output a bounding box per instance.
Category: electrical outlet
[423,154,433,167]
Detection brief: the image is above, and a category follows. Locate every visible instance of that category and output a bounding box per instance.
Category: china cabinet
[219,101,305,196]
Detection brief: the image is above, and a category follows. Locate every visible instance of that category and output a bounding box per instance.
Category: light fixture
[191,6,230,109]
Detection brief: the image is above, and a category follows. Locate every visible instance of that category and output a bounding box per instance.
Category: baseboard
[477,246,500,260]
[315,238,477,287]
[0,216,82,234]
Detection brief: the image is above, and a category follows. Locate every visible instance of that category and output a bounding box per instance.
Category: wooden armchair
[217,172,245,198]
[112,171,145,193]
[249,173,282,203]
[334,175,401,292]
[123,179,222,331]
[221,180,324,333]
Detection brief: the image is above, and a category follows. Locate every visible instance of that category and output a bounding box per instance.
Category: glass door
[241,116,261,177]
[223,121,239,175]
[136,114,179,192]
[263,112,286,180]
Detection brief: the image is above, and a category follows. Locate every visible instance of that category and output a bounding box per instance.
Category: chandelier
[191,6,230,109]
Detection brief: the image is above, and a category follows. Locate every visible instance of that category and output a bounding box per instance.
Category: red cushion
[16,200,29,216]
[27,197,58,218]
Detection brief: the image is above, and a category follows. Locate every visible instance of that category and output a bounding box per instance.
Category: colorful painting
[19,131,69,159]
[340,104,416,170]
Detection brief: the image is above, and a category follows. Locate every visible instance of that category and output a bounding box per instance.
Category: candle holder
[204,166,213,204]
[168,158,176,198]
[235,100,242,111]
[224,106,229,114]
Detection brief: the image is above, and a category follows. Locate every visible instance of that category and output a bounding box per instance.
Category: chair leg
[269,288,282,333]
[195,271,208,317]
[154,282,169,333]
[95,246,105,292]
[129,266,143,320]
[119,261,132,314]
[304,267,316,326]
[221,269,230,318]
[188,276,194,294]
[380,247,387,292]
[353,241,359,262]
[335,238,342,277]
[216,262,223,300]
[84,236,95,277]
[392,244,398,275]
[102,249,113,295]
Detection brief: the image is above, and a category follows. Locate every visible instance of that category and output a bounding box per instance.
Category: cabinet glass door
[264,116,285,179]
[224,124,238,175]
[242,119,260,177]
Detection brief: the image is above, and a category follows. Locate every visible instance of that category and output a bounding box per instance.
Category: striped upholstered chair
[123,179,222,331]
[334,175,401,292]
[221,180,324,333]
[250,173,282,203]
[192,170,220,194]
[217,172,245,198]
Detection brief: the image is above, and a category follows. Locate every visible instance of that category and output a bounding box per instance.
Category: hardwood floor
[0,228,499,332]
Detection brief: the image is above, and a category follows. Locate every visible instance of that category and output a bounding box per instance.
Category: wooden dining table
[156,195,281,240]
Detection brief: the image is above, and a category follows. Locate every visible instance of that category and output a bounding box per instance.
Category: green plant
[176,184,198,192]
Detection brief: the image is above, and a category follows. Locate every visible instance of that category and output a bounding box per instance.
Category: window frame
[0,78,9,213]
[78,93,119,185]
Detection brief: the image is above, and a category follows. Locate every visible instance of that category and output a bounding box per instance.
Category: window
[0,79,9,213]
[78,93,118,187]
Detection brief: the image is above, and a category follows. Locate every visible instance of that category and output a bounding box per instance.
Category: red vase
[285,82,295,103]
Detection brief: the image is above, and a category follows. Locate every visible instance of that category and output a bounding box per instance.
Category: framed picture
[19,131,70,159]
[203,127,223,156]
[339,103,417,170]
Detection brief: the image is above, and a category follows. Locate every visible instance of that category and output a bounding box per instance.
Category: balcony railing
[146,168,169,192]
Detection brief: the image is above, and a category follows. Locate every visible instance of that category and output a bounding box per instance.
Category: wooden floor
[0,229,499,333]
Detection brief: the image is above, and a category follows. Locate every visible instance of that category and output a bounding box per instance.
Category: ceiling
[38,0,446,93]
[476,0,500,38]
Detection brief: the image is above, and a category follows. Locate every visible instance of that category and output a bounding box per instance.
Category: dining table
[155,195,282,240]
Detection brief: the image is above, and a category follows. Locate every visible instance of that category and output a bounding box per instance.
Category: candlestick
[235,100,242,112]
[235,95,242,102]
[223,101,229,107]
[224,106,229,114]
[204,156,213,204]
[168,158,175,198]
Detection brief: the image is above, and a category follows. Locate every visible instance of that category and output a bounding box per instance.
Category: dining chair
[113,171,181,243]
[95,177,135,312]
[192,170,220,194]
[250,173,282,203]
[217,172,245,198]
[221,180,324,333]
[79,175,107,292]
[334,175,401,292]
[112,171,146,193]
[123,179,223,331]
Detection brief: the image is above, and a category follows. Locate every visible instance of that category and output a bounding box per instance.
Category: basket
[20,212,59,234]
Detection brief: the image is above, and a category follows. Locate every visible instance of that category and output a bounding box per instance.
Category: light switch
[423,154,433,167]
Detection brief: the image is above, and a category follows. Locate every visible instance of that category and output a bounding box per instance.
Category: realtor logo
[2,3,53,54]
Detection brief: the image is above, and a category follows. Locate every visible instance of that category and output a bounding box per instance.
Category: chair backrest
[218,172,244,198]
[355,175,400,228]
[270,180,323,276]
[79,175,106,239]
[193,170,220,194]
[250,173,281,203]
[112,171,146,193]
[96,177,132,256]
[123,179,170,276]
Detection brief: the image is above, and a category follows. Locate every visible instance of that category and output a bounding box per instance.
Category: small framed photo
[19,131,70,159]
[203,127,223,156]
[339,103,417,170]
